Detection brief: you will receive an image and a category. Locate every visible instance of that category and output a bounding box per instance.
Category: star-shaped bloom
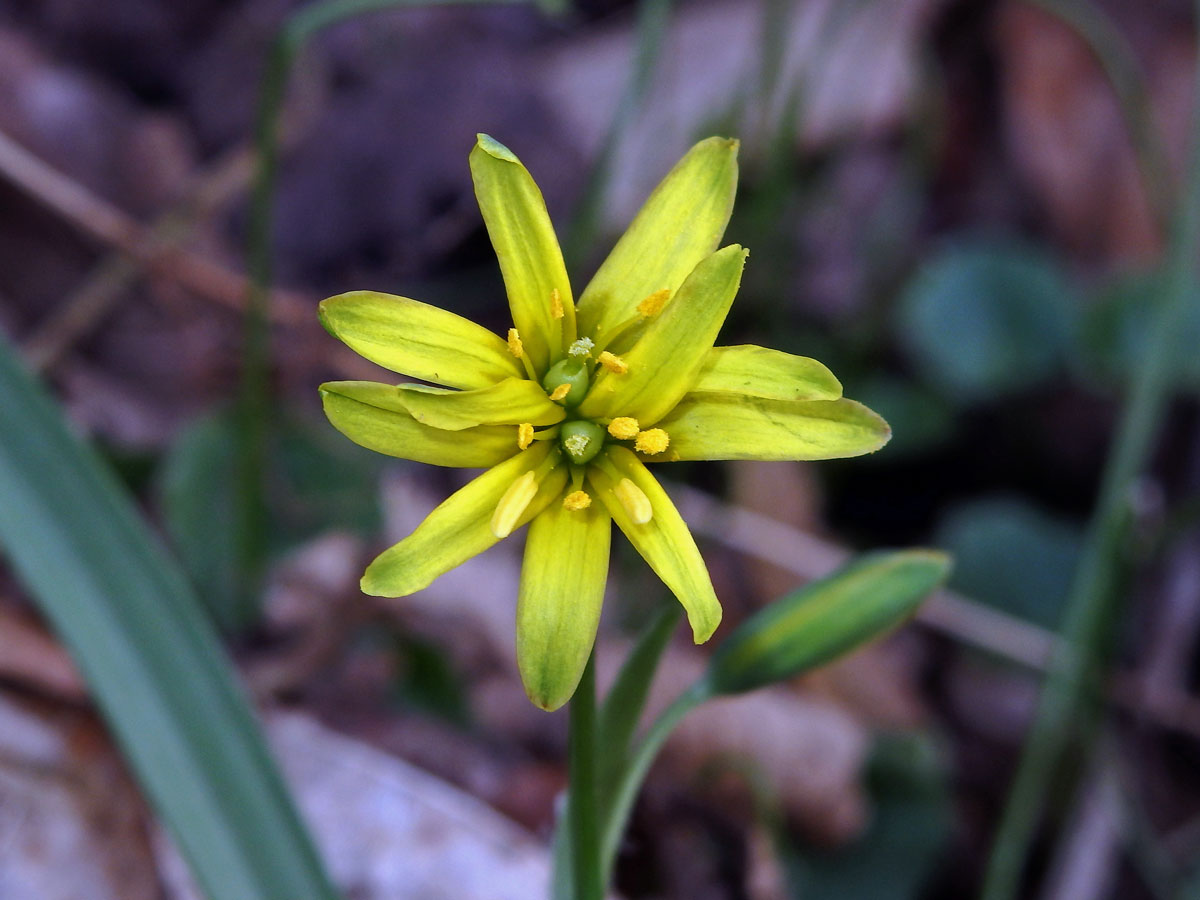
[319,134,890,710]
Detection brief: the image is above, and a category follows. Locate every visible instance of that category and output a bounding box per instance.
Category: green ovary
[542,358,589,407]
[559,420,606,465]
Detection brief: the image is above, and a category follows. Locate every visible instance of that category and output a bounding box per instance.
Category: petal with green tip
[384,378,565,430]
[589,447,721,643]
[576,137,738,339]
[654,396,891,461]
[361,443,568,597]
[470,134,574,374]
[692,345,842,401]
[578,245,747,424]
[516,498,612,711]
[320,291,521,389]
[320,382,517,467]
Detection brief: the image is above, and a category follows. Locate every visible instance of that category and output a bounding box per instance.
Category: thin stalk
[1028,0,1175,233]
[980,5,1200,897]
[599,682,707,881]
[563,0,671,269]
[568,653,602,900]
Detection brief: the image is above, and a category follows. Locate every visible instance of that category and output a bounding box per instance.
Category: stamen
[490,471,539,538]
[613,478,653,525]
[507,328,524,358]
[568,337,595,359]
[637,289,670,318]
[607,417,640,441]
[634,428,670,455]
[550,288,564,320]
[517,423,534,450]
[598,351,628,374]
[563,490,592,511]
[549,383,571,403]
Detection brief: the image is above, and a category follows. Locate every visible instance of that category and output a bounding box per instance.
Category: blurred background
[1,0,1199,897]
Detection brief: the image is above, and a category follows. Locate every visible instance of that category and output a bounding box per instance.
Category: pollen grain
[517,423,534,450]
[563,490,592,511]
[598,351,628,374]
[637,289,670,318]
[634,428,670,455]
[607,417,640,440]
[507,328,524,358]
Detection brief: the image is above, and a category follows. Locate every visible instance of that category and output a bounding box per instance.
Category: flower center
[559,420,605,465]
[542,358,589,407]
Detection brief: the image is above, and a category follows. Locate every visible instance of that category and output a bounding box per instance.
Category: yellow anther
[517,423,534,450]
[491,471,538,538]
[507,328,524,358]
[634,428,670,455]
[607,417,640,441]
[563,490,592,511]
[549,383,571,403]
[637,289,670,318]
[550,288,564,320]
[613,477,653,525]
[598,351,628,374]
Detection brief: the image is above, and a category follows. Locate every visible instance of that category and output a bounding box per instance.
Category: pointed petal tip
[473,133,519,163]
[694,135,740,155]
[359,569,392,598]
[526,688,567,712]
[689,607,722,644]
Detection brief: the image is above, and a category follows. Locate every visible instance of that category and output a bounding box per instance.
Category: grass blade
[0,335,338,900]
[597,603,681,790]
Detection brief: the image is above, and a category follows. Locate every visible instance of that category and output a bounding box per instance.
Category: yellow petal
[387,378,565,430]
[653,395,891,461]
[470,134,575,374]
[361,443,568,597]
[588,447,721,643]
[577,245,747,424]
[320,382,515,467]
[692,345,842,401]
[577,137,738,339]
[516,499,611,710]
[319,291,522,389]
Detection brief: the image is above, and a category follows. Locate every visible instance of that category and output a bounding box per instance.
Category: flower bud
[702,550,950,696]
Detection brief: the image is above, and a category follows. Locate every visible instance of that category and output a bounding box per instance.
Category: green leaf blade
[0,336,339,900]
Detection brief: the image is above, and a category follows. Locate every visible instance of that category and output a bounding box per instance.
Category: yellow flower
[318,134,890,710]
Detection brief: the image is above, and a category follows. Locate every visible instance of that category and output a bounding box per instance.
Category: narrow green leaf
[703,550,951,696]
[597,604,681,790]
[0,336,338,900]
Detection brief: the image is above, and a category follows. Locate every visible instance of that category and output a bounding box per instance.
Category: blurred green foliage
[897,239,1077,403]
[935,496,1082,630]
[159,408,383,632]
[784,734,951,900]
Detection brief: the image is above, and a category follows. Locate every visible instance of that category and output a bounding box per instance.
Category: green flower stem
[568,653,603,900]
[981,5,1200,897]
[599,682,708,881]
